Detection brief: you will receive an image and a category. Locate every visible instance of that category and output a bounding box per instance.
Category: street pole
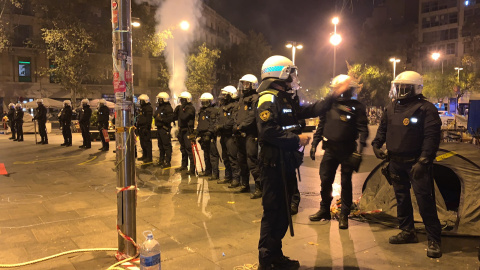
[292,45,296,65]
[111,0,137,260]
[333,46,336,79]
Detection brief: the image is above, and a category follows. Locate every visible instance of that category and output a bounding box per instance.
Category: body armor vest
[323,102,358,142]
[386,100,425,155]
[197,106,214,132]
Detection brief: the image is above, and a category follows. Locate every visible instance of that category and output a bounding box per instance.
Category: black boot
[427,240,442,258]
[260,256,299,270]
[208,175,219,181]
[162,162,171,168]
[309,207,331,221]
[290,203,299,215]
[389,229,418,244]
[239,184,250,193]
[217,178,232,184]
[228,179,240,188]
[339,214,349,229]
[61,142,67,146]
[250,182,262,199]
[137,156,146,161]
[42,140,48,145]
[198,171,212,177]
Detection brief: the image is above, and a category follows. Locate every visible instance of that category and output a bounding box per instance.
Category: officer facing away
[309,75,369,229]
[14,103,24,142]
[256,55,351,270]
[196,92,220,180]
[97,99,110,151]
[59,100,72,146]
[215,85,240,186]
[234,74,262,198]
[78,99,92,149]
[154,92,174,168]
[174,91,196,175]
[372,71,442,258]
[137,94,154,163]
[7,103,16,140]
[33,99,48,144]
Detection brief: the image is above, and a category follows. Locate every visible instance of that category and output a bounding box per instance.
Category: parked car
[438,110,455,127]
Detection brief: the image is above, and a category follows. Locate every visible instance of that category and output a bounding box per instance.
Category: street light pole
[455,67,463,83]
[431,52,443,74]
[330,17,341,78]
[111,0,137,260]
[389,57,400,79]
[285,41,303,65]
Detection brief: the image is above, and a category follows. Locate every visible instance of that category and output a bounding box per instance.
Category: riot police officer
[309,75,369,229]
[234,74,262,198]
[14,103,24,142]
[372,71,442,258]
[7,103,16,140]
[78,99,92,149]
[154,92,174,168]
[256,55,350,270]
[137,94,154,163]
[215,85,240,186]
[59,100,72,146]
[174,91,196,175]
[97,99,110,151]
[33,99,48,144]
[196,93,220,180]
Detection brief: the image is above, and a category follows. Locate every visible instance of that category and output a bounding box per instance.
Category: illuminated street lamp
[389,57,400,79]
[431,52,443,74]
[180,20,190,31]
[285,41,303,65]
[131,17,141,28]
[455,67,463,83]
[330,16,341,78]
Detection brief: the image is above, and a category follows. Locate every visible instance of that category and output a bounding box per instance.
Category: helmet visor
[394,84,416,99]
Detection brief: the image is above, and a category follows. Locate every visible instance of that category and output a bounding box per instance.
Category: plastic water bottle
[140,231,161,270]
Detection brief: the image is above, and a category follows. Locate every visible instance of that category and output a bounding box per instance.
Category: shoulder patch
[258,94,275,108]
[259,110,271,122]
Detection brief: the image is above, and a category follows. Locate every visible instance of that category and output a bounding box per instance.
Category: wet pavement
[0,126,479,270]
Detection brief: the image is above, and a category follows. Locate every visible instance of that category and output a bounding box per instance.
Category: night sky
[208,0,377,88]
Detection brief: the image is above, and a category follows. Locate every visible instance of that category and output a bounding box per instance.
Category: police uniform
[154,102,174,166]
[197,104,220,178]
[34,103,48,144]
[311,99,368,221]
[137,102,154,162]
[372,95,442,244]
[79,104,92,148]
[14,107,24,141]
[234,90,261,192]
[256,78,336,266]
[7,107,16,140]
[97,105,110,150]
[60,105,72,146]
[216,100,240,183]
[174,102,196,173]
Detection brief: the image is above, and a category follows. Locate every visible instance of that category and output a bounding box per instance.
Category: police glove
[187,133,196,141]
[310,144,317,160]
[411,158,429,179]
[373,146,387,160]
[347,152,362,172]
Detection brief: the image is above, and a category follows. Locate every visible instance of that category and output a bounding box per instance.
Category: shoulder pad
[258,93,276,108]
[259,90,279,97]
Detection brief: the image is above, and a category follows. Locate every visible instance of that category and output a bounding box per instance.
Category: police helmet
[99,98,107,106]
[331,74,358,100]
[156,92,170,103]
[220,85,238,99]
[138,94,150,104]
[9,103,15,109]
[63,100,72,107]
[81,99,89,106]
[238,74,259,92]
[390,71,423,100]
[179,91,192,103]
[200,92,214,107]
[36,99,44,104]
[261,55,300,91]
[15,103,22,109]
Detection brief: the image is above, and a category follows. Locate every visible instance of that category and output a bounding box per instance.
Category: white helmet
[390,71,423,100]
[9,103,15,109]
[238,74,259,92]
[138,94,150,103]
[200,92,214,101]
[331,74,358,100]
[15,103,22,109]
[99,98,107,106]
[220,85,238,99]
[179,91,192,102]
[156,92,170,102]
[261,55,296,81]
[36,99,44,104]
[81,99,89,105]
[63,100,72,107]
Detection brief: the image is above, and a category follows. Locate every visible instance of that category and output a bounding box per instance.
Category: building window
[13,25,33,47]
[446,43,456,54]
[18,57,32,82]
[421,0,457,13]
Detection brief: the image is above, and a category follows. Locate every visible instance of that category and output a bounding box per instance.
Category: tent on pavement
[24,98,64,109]
[359,142,480,236]
[89,99,115,109]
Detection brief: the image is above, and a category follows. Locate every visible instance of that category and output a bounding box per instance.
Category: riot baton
[33,119,38,144]
[190,141,199,175]
[279,150,294,237]
[193,143,204,172]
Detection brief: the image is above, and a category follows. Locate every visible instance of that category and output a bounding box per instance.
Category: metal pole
[292,44,296,65]
[393,61,396,79]
[441,61,444,74]
[111,0,137,259]
[333,46,336,78]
